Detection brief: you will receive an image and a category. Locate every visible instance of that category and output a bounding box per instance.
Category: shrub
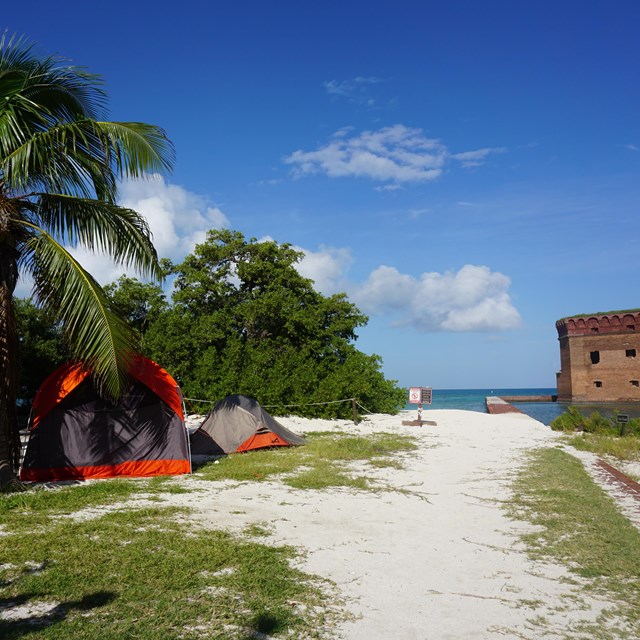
[551,406,588,432]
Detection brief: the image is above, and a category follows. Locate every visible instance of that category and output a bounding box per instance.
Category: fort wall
[556,312,640,402]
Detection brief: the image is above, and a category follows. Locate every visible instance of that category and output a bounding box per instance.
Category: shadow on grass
[242,610,289,637]
[190,454,227,472]
[0,590,115,638]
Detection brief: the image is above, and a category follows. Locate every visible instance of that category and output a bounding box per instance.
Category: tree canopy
[107,229,406,418]
[14,298,68,412]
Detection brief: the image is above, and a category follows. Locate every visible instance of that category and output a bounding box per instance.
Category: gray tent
[190,394,305,455]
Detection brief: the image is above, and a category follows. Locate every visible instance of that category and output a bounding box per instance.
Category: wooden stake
[352,398,359,424]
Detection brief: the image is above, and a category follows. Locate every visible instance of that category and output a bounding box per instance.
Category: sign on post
[403,387,435,426]
[409,387,432,405]
[409,387,431,404]
[617,414,630,437]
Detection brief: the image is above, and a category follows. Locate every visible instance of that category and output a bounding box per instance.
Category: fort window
[631,380,639,387]
[626,349,637,358]
[591,327,599,333]
[590,351,600,364]
[627,325,635,331]
[594,381,603,388]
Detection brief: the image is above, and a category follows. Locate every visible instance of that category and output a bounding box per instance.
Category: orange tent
[20,356,190,481]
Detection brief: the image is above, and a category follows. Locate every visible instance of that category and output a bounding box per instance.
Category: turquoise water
[404,388,640,426]
[402,388,556,425]
[404,388,558,423]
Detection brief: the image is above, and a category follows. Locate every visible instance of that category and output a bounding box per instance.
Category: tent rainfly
[20,356,191,481]
[190,394,305,455]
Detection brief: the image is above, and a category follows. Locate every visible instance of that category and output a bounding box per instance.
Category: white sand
[158,409,634,639]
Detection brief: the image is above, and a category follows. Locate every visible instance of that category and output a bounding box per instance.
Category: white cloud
[289,242,521,333]
[68,175,230,286]
[374,184,403,192]
[451,147,507,168]
[285,125,507,184]
[295,245,353,295]
[324,76,384,105]
[624,143,639,152]
[285,125,447,184]
[351,264,521,332]
[119,174,229,262]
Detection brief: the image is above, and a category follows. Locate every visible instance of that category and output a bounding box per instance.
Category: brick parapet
[556,312,640,338]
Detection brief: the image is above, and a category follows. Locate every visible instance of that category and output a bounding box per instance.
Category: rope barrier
[183,397,358,409]
[262,398,355,409]
[354,400,375,415]
[183,396,371,413]
[182,396,377,425]
[183,397,216,406]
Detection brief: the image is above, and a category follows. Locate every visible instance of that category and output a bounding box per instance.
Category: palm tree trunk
[0,238,21,487]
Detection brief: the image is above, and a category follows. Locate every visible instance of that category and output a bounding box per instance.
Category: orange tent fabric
[20,356,190,481]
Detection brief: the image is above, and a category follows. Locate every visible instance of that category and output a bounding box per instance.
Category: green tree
[0,35,174,484]
[14,297,68,411]
[144,230,405,417]
[104,271,168,340]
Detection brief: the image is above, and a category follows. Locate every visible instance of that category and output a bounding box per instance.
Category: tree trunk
[0,236,21,488]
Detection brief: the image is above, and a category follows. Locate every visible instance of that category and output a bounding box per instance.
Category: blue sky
[4,1,640,389]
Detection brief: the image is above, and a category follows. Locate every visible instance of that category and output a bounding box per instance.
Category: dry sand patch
[155,410,631,639]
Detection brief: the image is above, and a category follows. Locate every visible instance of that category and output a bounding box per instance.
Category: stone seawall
[485,397,523,414]
[499,395,557,403]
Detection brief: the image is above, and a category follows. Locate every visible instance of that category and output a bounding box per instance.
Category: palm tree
[0,34,175,486]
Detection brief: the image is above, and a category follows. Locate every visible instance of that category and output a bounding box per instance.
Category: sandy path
[168,410,628,639]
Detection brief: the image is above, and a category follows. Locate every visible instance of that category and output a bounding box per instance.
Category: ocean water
[404,388,640,426]
[403,388,561,426]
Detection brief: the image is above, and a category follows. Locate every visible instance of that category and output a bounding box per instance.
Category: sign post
[617,413,629,437]
[402,387,436,426]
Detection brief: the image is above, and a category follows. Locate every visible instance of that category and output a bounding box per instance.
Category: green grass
[0,487,335,639]
[0,430,417,637]
[0,479,139,533]
[194,445,303,482]
[510,447,640,636]
[559,308,640,319]
[0,430,417,638]
[243,522,272,537]
[195,432,418,490]
[566,432,640,462]
[552,407,640,475]
[285,461,370,491]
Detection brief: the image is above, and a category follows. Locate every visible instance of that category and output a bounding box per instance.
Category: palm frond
[2,118,174,198]
[0,32,107,122]
[97,121,175,177]
[22,226,138,399]
[33,194,162,280]
[0,34,175,409]
[0,92,45,158]
[2,120,118,198]
[0,33,37,71]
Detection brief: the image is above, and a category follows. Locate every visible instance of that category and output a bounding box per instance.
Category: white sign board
[408,387,432,405]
